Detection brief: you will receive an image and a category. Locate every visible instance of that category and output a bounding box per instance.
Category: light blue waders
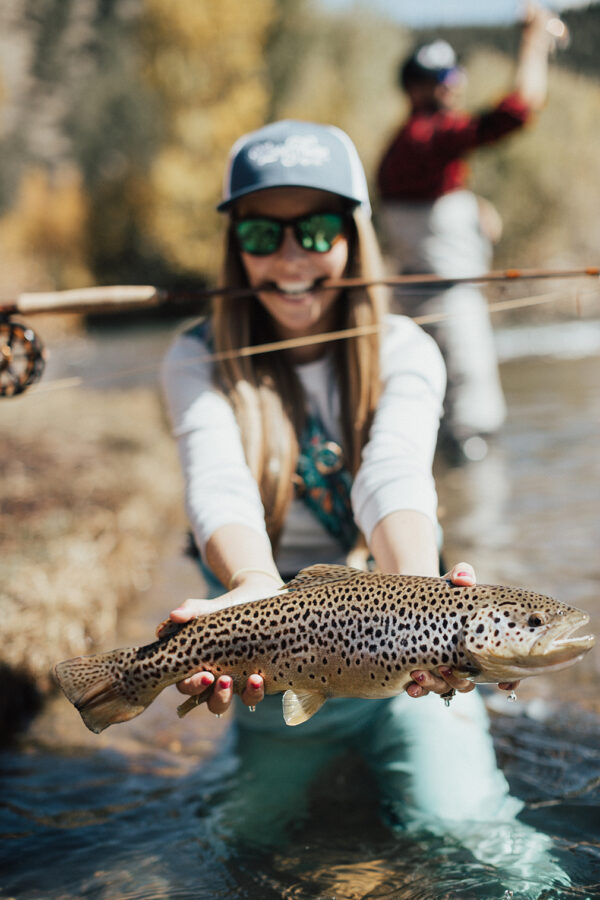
[198,561,569,894]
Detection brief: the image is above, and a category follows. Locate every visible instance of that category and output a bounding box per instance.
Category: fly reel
[0,318,46,397]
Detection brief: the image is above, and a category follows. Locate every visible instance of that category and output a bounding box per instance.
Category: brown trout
[55,564,594,733]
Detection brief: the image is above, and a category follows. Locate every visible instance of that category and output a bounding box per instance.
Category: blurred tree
[138,0,275,278]
[265,3,408,182]
[65,1,165,284]
[0,165,91,289]
[0,0,161,291]
[0,0,598,296]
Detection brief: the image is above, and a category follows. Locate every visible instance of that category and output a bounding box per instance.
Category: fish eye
[528,613,545,628]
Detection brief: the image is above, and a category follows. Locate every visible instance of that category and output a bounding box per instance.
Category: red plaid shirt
[377,92,531,202]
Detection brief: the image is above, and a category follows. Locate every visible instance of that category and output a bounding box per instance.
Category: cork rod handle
[15,285,163,315]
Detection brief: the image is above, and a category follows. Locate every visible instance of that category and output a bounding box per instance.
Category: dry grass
[0,385,185,732]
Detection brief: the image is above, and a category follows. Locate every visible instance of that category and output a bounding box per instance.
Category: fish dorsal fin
[282,690,326,726]
[155,617,187,640]
[284,564,359,592]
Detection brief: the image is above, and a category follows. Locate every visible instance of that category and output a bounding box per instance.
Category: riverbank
[0,385,185,735]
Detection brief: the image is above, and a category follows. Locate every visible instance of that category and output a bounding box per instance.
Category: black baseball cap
[401,40,461,88]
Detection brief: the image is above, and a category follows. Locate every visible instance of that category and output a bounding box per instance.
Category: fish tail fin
[54,649,160,734]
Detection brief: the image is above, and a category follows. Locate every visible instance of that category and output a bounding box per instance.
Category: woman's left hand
[407,561,521,699]
[159,573,280,717]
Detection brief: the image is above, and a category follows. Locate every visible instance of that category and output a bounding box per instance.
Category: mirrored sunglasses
[234,211,346,256]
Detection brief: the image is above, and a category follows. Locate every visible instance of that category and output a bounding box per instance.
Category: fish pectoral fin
[284,564,358,591]
[177,693,209,719]
[282,690,326,726]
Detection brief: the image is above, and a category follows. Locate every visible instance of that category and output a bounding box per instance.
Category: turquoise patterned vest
[294,414,357,552]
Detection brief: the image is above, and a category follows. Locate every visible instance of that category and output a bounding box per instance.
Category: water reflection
[0,743,242,899]
[436,443,514,586]
[2,710,599,899]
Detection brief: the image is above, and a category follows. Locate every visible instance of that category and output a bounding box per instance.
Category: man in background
[377,4,563,465]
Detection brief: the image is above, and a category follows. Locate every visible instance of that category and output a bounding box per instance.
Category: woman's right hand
[157,573,282,717]
[523,2,568,51]
[176,668,265,716]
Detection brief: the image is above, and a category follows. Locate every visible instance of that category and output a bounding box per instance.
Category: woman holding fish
[159,120,567,886]
[162,120,487,705]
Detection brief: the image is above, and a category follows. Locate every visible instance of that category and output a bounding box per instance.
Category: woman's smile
[264,278,324,299]
[272,280,321,296]
[235,187,349,349]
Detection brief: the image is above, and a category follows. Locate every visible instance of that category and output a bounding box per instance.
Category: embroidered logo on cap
[248,135,331,169]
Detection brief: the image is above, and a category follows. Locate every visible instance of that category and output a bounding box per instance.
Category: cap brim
[217,183,361,213]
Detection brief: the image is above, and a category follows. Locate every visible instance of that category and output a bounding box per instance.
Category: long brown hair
[212,205,389,546]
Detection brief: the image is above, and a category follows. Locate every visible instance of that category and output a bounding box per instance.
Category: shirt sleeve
[351,316,446,543]
[160,331,269,557]
[432,91,532,158]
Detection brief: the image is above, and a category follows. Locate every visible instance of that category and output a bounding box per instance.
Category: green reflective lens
[235,212,345,256]
[297,213,344,252]
[235,218,281,255]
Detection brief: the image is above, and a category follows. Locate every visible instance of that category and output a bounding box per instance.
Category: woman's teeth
[276,282,314,295]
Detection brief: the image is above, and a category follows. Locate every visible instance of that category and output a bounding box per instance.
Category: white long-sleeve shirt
[161,314,445,575]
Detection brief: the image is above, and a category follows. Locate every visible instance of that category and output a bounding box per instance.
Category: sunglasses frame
[233,210,348,257]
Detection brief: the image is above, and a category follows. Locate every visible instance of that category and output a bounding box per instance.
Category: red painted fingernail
[220,676,232,689]
[440,667,453,677]
[413,672,425,683]
[249,675,262,690]
[456,571,470,578]
[200,673,214,687]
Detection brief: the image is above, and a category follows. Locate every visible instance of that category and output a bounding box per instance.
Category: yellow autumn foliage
[140,0,275,275]
[0,2,598,292]
[0,166,92,293]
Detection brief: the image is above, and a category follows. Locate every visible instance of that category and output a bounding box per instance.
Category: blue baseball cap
[218,120,371,215]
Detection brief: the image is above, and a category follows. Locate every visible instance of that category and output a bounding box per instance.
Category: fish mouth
[532,611,595,664]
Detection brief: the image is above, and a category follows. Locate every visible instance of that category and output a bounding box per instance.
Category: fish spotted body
[55,564,594,733]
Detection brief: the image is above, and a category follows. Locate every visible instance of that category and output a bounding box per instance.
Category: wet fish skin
[54,564,594,733]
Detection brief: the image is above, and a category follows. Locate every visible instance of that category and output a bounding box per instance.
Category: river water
[1,319,599,899]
